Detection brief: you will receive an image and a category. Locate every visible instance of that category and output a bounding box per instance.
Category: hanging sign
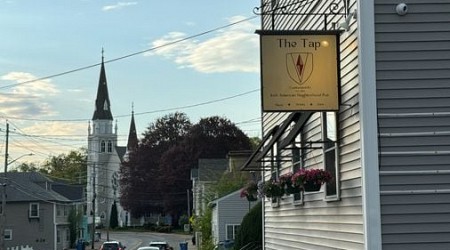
[257,31,340,112]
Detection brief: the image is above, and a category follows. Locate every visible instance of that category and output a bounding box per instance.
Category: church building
[85,54,137,230]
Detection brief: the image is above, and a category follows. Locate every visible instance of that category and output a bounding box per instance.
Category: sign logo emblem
[286,53,313,85]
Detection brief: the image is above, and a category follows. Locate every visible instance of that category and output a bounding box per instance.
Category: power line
[0,15,258,91]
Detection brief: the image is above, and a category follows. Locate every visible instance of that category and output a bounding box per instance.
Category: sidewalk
[70,240,104,250]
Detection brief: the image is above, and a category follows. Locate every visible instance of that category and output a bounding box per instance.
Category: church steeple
[127,105,138,151]
[92,49,113,120]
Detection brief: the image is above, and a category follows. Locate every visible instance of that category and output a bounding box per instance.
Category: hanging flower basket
[280,172,300,195]
[261,179,284,198]
[240,181,258,201]
[246,193,258,201]
[291,168,333,192]
[303,181,322,192]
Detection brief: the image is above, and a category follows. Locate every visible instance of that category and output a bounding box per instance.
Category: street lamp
[0,152,33,249]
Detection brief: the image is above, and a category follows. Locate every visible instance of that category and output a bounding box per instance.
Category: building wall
[213,191,258,243]
[5,202,55,249]
[375,1,450,249]
[259,0,365,249]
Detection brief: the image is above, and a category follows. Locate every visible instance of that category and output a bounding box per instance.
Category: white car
[148,241,170,250]
[137,247,160,250]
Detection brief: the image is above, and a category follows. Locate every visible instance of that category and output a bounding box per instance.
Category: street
[95,230,195,250]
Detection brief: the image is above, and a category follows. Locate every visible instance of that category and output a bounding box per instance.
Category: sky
[0,0,262,168]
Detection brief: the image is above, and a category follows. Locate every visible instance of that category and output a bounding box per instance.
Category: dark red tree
[120,112,192,217]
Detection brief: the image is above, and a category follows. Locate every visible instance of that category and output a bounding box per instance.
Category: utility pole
[0,122,9,250]
[91,164,96,250]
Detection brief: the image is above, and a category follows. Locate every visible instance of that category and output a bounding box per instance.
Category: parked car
[100,241,126,250]
[148,241,170,250]
[137,247,160,250]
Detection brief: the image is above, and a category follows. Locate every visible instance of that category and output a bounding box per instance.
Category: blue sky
[0,0,261,166]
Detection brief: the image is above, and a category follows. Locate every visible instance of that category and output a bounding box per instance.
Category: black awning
[241,112,312,171]
[279,111,313,149]
[240,125,279,171]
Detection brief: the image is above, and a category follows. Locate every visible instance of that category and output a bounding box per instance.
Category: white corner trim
[357,0,382,249]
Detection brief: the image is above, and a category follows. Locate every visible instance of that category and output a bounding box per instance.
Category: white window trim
[322,112,340,201]
[225,224,240,240]
[4,229,12,240]
[292,133,305,206]
[29,202,39,218]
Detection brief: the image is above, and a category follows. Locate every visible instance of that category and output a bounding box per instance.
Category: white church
[85,54,138,229]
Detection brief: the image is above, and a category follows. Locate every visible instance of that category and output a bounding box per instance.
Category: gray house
[191,159,229,216]
[210,190,258,245]
[1,172,83,250]
[242,0,450,249]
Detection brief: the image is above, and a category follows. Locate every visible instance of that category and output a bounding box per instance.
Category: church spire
[127,104,138,151]
[92,49,113,120]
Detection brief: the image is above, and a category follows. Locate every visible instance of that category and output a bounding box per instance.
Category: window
[322,112,339,200]
[4,229,12,240]
[226,224,240,240]
[29,203,39,218]
[107,140,113,153]
[100,140,106,152]
[57,205,62,216]
[270,142,280,205]
[63,205,69,216]
[57,229,61,243]
[65,228,70,242]
[292,133,305,203]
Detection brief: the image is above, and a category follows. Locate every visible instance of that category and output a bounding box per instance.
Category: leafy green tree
[68,207,83,247]
[192,207,215,250]
[42,148,87,184]
[10,162,44,173]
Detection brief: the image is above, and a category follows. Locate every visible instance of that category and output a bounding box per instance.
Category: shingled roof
[2,172,73,203]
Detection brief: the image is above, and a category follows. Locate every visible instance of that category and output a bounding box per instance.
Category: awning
[240,112,312,171]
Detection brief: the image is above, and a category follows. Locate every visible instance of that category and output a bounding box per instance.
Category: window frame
[322,112,340,201]
[107,140,113,153]
[4,229,12,240]
[226,224,240,240]
[100,140,106,152]
[29,202,40,218]
[292,132,305,205]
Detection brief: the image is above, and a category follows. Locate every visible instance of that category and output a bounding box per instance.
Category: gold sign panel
[258,31,340,111]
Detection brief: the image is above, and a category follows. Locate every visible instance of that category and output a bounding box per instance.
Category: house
[209,189,258,245]
[242,0,450,249]
[191,159,228,216]
[1,172,83,250]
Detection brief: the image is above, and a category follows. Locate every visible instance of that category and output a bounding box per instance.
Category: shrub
[234,202,262,249]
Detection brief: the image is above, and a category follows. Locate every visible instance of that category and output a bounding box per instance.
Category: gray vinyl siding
[5,202,55,249]
[260,0,364,249]
[375,0,450,249]
[212,191,257,242]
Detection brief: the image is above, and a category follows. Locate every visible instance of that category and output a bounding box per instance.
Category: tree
[42,148,87,184]
[68,207,83,247]
[234,202,262,249]
[10,162,44,173]
[186,116,253,159]
[159,116,252,219]
[110,201,118,229]
[120,112,192,217]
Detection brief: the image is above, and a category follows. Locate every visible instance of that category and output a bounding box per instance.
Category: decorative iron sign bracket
[254,0,353,30]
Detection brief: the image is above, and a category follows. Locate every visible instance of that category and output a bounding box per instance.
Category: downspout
[357,0,382,249]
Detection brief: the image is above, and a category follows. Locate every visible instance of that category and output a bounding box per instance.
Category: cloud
[0,72,59,117]
[102,2,137,11]
[146,16,259,73]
